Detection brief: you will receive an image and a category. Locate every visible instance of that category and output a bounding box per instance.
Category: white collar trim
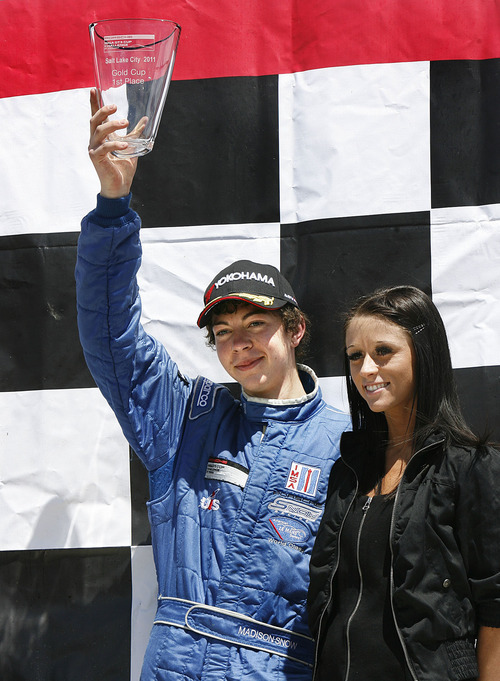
[242,364,319,406]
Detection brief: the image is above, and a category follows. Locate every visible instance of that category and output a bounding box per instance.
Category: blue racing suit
[75,194,350,681]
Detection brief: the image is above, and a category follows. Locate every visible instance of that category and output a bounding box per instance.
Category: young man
[75,93,350,681]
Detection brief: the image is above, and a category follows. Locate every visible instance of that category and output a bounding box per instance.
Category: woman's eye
[376,346,392,356]
[346,351,362,362]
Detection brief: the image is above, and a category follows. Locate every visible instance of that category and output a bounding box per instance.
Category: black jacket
[308,430,500,681]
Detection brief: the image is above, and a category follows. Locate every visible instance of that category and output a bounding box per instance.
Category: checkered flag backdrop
[1,1,500,679]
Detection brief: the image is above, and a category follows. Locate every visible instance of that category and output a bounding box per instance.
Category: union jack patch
[285,462,321,497]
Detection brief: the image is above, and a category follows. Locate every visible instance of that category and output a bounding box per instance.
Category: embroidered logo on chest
[285,462,321,497]
[269,517,310,544]
[268,496,322,522]
[200,488,221,511]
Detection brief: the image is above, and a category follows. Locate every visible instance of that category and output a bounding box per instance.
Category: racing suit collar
[241,364,321,422]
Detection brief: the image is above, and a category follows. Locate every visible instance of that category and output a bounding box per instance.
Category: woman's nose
[360,353,378,376]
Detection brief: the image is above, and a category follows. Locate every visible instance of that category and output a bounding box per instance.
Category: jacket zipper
[388,438,445,681]
[343,495,372,681]
[312,466,358,681]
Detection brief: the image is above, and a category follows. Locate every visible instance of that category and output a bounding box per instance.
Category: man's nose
[232,328,251,351]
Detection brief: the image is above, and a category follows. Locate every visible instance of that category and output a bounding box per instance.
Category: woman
[308,285,500,681]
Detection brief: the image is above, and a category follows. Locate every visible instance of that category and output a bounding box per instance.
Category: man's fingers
[90,88,100,117]
[90,116,129,151]
[90,101,126,134]
[87,89,138,197]
[90,105,113,132]
[89,138,129,161]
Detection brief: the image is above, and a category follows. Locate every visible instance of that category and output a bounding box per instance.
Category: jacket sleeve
[456,445,500,628]
[75,193,192,471]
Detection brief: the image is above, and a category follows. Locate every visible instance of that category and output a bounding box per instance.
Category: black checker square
[454,365,500,443]
[0,232,94,393]
[131,75,280,228]
[0,547,131,681]
[130,448,152,547]
[280,211,431,378]
[431,58,500,209]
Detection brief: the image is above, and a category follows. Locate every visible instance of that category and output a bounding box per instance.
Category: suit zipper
[260,423,267,442]
[343,495,372,681]
[388,438,444,681]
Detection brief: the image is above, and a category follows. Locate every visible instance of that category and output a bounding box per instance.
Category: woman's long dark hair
[343,285,485,454]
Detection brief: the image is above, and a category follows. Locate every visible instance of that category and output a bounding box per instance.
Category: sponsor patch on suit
[285,462,320,497]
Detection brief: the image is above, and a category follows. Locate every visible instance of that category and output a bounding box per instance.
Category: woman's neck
[368,415,416,497]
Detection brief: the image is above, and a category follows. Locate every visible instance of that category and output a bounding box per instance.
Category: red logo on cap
[205,284,216,304]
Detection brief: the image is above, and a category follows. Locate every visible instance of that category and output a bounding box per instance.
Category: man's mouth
[235,357,262,371]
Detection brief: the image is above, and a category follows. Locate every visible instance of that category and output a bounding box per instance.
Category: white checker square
[431,204,500,369]
[318,375,350,415]
[279,62,430,223]
[139,223,281,384]
[0,88,99,237]
[0,388,131,550]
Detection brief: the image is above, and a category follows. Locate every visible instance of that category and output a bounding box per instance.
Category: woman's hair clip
[412,323,426,335]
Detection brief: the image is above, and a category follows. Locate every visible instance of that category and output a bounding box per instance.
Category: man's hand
[88,88,138,199]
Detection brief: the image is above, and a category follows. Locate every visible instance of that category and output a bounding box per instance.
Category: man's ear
[290,317,306,348]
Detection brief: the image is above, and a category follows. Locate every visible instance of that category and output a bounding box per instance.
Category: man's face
[211,303,303,399]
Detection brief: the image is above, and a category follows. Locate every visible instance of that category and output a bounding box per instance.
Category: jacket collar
[339,429,446,477]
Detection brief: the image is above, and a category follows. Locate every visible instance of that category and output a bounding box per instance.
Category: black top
[309,430,498,681]
[316,493,409,681]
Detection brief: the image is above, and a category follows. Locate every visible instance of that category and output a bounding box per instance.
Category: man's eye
[215,329,229,338]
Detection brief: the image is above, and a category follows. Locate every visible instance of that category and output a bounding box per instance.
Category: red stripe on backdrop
[2,0,500,98]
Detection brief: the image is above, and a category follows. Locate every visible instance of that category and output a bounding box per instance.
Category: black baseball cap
[197,259,299,328]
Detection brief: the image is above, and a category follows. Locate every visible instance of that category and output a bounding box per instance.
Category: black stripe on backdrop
[0,211,432,393]
[430,58,500,209]
[0,232,93,392]
[131,75,280,228]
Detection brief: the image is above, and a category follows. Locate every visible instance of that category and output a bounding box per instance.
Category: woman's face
[345,314,417,426]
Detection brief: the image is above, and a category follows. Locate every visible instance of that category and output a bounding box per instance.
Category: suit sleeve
[75,193,192,471]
